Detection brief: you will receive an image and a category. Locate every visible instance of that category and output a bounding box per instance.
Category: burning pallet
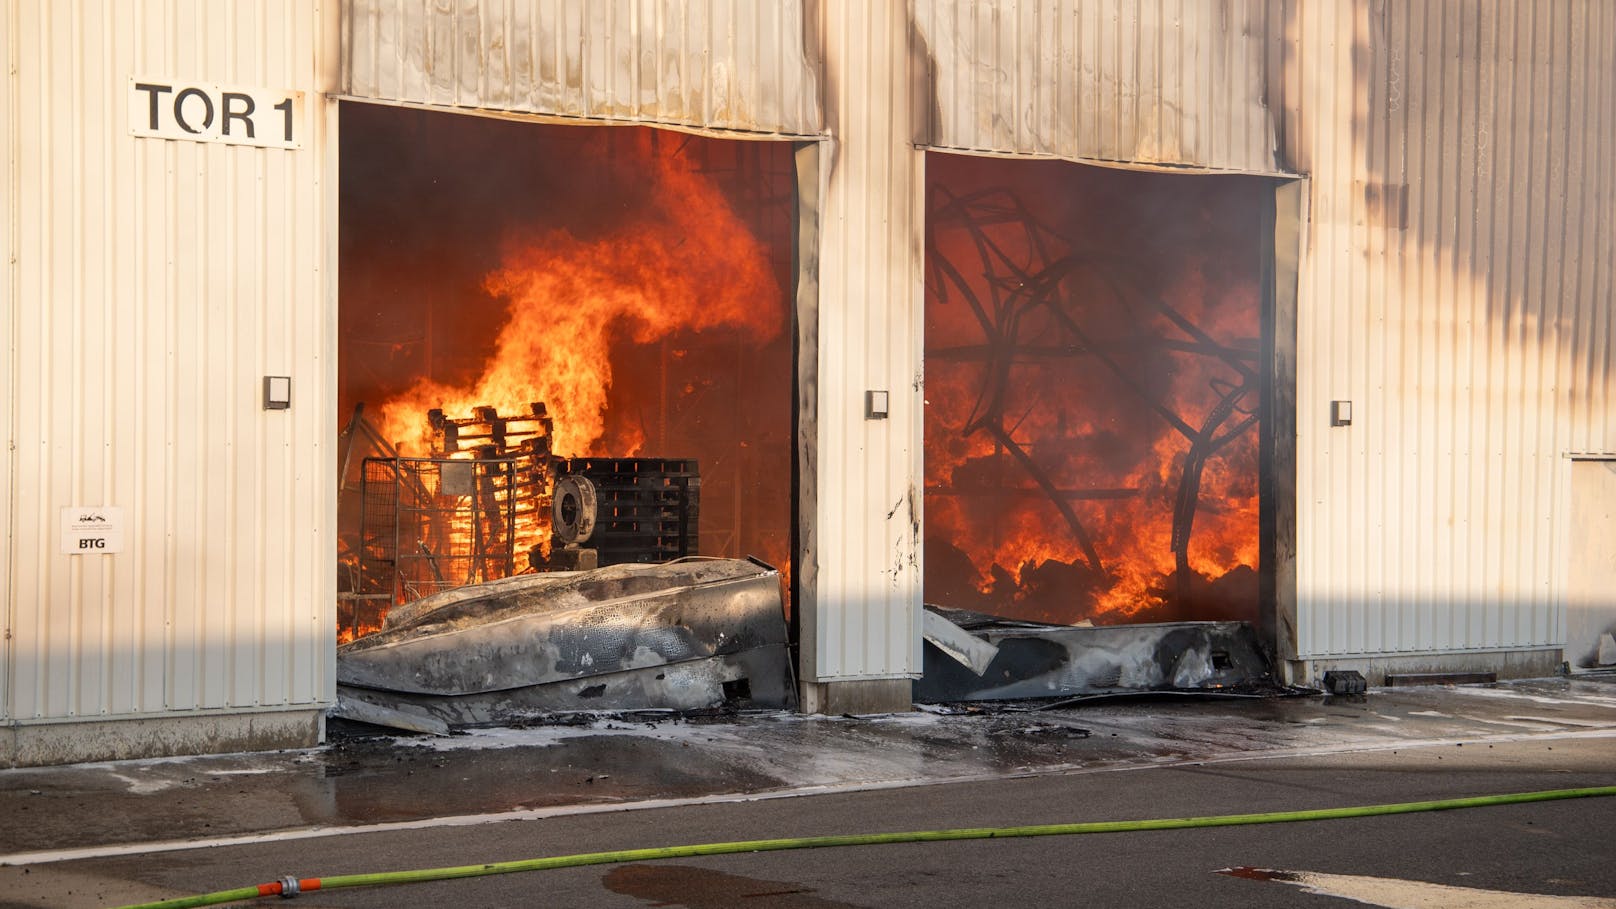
[429,403,558,571]
[351,403,701,631]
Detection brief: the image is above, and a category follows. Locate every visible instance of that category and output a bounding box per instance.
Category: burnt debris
[915,604,1280,704]
[333,558,794,733]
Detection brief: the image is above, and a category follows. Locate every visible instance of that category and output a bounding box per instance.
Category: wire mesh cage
[358,455,531,604]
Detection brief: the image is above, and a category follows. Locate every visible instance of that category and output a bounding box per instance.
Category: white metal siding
[2,0,17,721]
[336,0,1616,676]
[805,0,924,680]
[345,0,917,681]
[5,0,337,723]
[907,0,1615,663]
[912,0,1286,174]
[1289,0,1616,658]
[343,0,824,137]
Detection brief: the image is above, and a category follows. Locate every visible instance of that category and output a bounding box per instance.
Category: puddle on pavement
[315,730,790,824]
[603,865,864,908]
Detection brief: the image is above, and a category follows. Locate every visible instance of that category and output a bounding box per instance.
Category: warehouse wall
[908,0,1616,679]
[1,0,339,765]
[1286,0,1616,671]
[795,0,925,695]
[8,0,1607,764]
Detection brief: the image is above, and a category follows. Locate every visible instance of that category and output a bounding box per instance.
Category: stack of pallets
[428,403,557,572]
[559,457,700,565]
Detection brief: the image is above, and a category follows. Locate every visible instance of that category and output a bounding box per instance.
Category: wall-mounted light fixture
[1330,400,1352,427]
[264,376,292,411]
[866,390,889,420]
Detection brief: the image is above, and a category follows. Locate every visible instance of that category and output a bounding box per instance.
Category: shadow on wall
[1268,1,1613,661]
[1277,1,1607,344]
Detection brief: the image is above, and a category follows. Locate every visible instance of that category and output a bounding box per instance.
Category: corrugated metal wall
[4,0,337,723]
[343,0,921,682]
[341,0,1615,676]
[1288,0,1616,659]
[909,0,1616,664]
[7,0,1600,729]
[912,0,1285,174]
[2,0,17,721]
[800,0,924,681]
[343,0,823,137]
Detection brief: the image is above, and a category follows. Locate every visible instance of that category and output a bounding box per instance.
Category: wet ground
[2,675,1614,863]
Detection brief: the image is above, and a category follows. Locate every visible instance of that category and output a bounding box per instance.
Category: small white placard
[61,506,125,554]
[129,78,303,149]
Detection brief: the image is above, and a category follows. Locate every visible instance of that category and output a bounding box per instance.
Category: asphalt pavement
[2,676,1614,907]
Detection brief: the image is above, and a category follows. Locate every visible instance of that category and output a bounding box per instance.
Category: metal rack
[357,455,524,604]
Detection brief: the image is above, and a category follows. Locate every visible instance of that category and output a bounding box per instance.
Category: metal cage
[357,455,529,604]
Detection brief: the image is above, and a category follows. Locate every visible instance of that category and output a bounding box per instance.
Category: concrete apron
[1,675,1613,864]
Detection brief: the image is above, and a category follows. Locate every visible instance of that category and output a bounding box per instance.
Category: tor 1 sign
[129,78,302,150]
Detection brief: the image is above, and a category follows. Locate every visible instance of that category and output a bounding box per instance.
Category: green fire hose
[118,785,1616,909]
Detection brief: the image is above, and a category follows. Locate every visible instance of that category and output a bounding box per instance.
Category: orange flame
[377,135,783,458]
[339,119,796,642]
[924,158,1264,626]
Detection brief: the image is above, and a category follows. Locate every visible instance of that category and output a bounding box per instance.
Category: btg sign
[60,506,125,555]
[129,78,303,150]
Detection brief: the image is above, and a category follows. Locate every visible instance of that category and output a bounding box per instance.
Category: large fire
[338,111,795,642]
[924,156,1267,626]
[374,138,782,459]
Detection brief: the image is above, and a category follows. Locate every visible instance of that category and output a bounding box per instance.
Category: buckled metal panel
[343,0,824,137]
[912,0,1286,174]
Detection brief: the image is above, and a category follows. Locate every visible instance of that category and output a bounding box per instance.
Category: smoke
[923,154,1269,625]
[339,106,796,574]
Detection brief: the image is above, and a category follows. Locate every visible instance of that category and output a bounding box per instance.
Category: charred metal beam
[1022,272,1198,440]
[924,183,1265,615]
[924,343,1089,361]
[925,485,1139,501]
[979,421,1105,577]
[1156,338,1261,362]
[1171,379,1258,604]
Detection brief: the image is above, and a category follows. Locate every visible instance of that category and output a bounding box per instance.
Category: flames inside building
[924,155,1272,628]
[336,107,795,642]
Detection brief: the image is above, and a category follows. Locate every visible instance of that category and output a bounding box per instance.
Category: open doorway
[923,153,1277,632]
[335,105,797,642]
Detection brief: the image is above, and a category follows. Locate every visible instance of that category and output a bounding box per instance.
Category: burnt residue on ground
[3,676,1614,858]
